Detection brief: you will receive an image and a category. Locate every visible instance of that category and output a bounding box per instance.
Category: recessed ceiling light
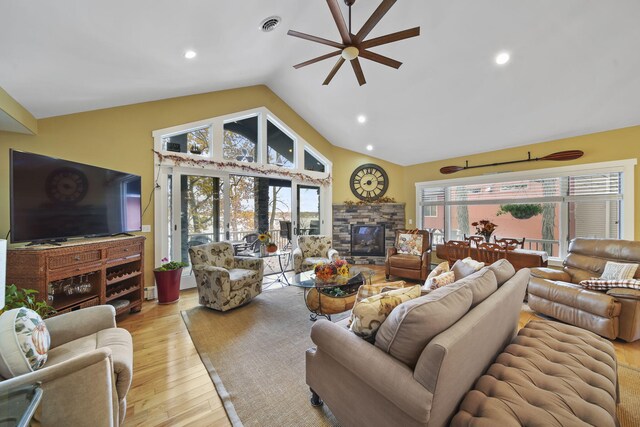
[357,115,367,124]
[495,52,510,65]
[366,145,373,151]
[184,50,197,59]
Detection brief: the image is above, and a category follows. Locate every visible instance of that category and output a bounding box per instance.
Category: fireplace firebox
[351,225,385,257]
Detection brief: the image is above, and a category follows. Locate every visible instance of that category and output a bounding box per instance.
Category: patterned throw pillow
[600,262,638,280]
[396,233,423,256]
[0,308,51,378]
[350,285,422,340]
[354,281,407,307]
[426,261,450,280]
[424,271,456,291]
[461,257,485,271]
[579,278,640,291]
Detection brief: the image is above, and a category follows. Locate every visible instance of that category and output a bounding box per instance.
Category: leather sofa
[306,259,618,426]
[528,238,640,342]
[385,230,432,281]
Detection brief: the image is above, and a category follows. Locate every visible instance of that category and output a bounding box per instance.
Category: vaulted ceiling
[1,0,639,165]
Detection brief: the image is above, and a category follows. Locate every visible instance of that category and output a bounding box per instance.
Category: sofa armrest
[45,305,117,348]
[327,248,339,260]
[0,349,118,427]
[530,267,571,282]
[293,248,304,273]
[607,288,640,300]
[310,320,431,422]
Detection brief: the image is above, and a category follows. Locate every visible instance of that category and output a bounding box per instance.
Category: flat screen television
[10,150,142,244]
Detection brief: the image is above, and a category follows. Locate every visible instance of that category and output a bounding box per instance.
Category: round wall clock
[350,163,389,201]
[45,167,89,203]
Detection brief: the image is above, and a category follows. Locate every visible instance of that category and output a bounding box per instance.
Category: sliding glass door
[295,184,321,236]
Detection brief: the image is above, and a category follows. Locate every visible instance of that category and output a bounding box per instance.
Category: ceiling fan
[287,0,420,86]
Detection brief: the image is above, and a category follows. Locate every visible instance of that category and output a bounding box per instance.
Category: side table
[0,383,43,427]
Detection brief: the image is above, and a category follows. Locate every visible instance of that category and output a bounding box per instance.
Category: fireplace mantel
[332,203,405,265]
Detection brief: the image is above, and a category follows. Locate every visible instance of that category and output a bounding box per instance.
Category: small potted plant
[154,257,188,304]
[1,284,56,318]
[258,231,278,254]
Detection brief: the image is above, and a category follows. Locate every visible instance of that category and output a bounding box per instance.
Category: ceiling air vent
[260,16,281,33]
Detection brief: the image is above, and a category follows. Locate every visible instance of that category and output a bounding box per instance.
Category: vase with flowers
[154,257,188,304]
[257,231,277,255]
[471,219,498,242]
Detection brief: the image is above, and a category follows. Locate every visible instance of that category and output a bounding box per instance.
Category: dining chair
[463,234,485,248]
[444,240,471,267]
[477,242,509,264]
[494,237,526,249]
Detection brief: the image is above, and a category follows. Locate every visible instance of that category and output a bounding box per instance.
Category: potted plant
[1,284,56,318]
[258,231,278,254]
[497,204,543,220]
[471,219,498,242]
[154,258,188,304]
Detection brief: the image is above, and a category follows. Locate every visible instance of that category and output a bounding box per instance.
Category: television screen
[10,150,142,243]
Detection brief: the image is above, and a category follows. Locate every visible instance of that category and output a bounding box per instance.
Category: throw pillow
[350,285,421,340]
[579,278,640,291]
[600,261,638,280]
[461,257,485,271]
[0,308,51,378]
[426,261,450,281]
[396,233,423,256]
[452,259,478,281]
[354,281,407,308]
[423,271,455,291]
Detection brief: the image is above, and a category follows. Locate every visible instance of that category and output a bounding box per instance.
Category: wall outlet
[142,225,151,232]
[408,219,413,225]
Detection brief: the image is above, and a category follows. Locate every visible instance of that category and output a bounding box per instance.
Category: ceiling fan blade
[360,27,420,49]
[293,50,342,69]
[354,0,397,43]
[350,58,367,86]
[359,50,402,69]
[327,0,352,44]
[287,30,345,49]
[323,57,346,85]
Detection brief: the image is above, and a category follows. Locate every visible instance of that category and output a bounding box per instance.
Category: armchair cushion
[0,308,50,378]
[530,267,571,282]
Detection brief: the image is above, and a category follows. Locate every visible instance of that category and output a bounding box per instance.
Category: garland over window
[153,150,332,186]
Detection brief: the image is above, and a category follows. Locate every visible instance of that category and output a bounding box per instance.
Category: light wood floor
[118,267,640,427]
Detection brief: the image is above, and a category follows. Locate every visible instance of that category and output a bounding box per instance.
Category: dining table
[435,244,548,271]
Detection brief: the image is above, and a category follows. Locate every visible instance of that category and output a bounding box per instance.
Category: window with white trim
[416,160,635,259]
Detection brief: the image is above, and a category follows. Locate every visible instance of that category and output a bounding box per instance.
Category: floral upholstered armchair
[188,241,264,311]
[293,235,339,274]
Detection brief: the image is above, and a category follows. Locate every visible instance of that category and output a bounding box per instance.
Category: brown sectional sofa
[305,259,619,427]
[528,238,640,341]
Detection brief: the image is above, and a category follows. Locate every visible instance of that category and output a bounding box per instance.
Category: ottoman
[452,320,618,426]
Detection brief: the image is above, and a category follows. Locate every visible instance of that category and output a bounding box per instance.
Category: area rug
[618,364,640,427]
[181,286,342,427]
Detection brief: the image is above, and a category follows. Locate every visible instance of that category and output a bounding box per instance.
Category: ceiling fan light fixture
[341,46,359,61]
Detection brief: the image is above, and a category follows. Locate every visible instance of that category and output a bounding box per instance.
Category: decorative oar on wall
[439,150,584,175]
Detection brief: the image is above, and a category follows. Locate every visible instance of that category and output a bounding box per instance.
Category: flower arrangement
[471,219,498,240]
[155,257,188,272]
[257,232,272,244]
[314,259,350,282]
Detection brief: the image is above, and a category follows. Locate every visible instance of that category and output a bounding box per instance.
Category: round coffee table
[291,267,374,321]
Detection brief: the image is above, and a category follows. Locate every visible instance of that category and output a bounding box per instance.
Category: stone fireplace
[351,225,385,256]
[333,203,405,265]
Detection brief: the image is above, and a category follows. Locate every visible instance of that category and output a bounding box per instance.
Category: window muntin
[418,171,624,258]
[267,119,294,168]
[223,116,258,162]
[162,127,210,157]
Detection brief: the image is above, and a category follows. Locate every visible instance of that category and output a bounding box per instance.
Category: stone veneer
[332,203,405,265]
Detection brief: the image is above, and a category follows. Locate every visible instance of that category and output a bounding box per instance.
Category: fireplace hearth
[351,225,385,257]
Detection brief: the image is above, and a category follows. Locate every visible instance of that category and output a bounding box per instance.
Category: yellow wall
[403,125,640,239]
[0,87,38,134]
[0,85,405,286]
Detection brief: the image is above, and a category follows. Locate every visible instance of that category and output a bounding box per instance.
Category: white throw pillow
[0,308,51,378]
[600,261,638,280]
